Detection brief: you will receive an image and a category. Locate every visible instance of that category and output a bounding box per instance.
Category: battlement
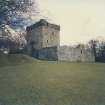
[26,19,60,31]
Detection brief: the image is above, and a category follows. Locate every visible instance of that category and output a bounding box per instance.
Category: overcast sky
[38,0,105,45]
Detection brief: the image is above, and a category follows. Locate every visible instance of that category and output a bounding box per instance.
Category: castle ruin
[26,19,95,62]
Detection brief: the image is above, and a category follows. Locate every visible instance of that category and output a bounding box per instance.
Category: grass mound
[0,54,105,105]
[0,54,35,67]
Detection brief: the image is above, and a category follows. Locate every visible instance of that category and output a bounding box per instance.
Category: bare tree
[0,0,39,30]
[0,0,40,53]
[88,40,98,61]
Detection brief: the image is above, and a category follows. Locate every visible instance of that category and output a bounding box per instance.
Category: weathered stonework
[38,47,58,60]
[26,19,60,57]
[26,19,60,49]
[58,46,95,62]
[26,19,95,62]
[26,26,43,56]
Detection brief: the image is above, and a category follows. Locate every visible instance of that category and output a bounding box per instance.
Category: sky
[38,0,105,45]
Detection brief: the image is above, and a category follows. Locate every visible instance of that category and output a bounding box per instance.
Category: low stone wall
[30,46,95,62]
[58,46,95,62]
[38,47,58,60]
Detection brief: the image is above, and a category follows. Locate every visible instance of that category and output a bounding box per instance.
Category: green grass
[0,54,105,105]
[0,53,35,67]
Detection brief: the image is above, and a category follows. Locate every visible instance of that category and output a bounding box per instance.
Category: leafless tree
[0,0,39,30]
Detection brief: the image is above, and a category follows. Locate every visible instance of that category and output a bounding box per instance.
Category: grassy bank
[0,54,105,105]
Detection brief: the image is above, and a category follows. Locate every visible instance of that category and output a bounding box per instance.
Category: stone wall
[58,46,95,62]
[26,19,60,56]
[41,26,60,48]
[26,19,95,62]
[38,47,58,60]
[26,26,43,56]
[36,46,95,62]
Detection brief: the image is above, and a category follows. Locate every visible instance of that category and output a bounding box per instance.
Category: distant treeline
[88,39,105,62]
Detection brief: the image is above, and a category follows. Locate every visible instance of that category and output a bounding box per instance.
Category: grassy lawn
[0,54,105,105]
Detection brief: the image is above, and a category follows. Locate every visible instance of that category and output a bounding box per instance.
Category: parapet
[26,19,60,31]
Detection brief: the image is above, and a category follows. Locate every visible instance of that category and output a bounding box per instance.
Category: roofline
[26,19,60,31]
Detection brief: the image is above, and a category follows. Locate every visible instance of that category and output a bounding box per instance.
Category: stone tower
[26,19,60,57]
